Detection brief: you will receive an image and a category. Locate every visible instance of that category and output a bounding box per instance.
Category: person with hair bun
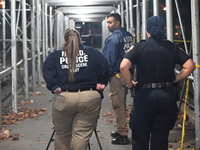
[43,28,109,150]
[120,16,196,150]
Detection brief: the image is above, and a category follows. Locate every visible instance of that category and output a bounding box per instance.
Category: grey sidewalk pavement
[0,80,196,150]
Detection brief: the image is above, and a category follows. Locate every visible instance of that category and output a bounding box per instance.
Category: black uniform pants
[130,88,178,150]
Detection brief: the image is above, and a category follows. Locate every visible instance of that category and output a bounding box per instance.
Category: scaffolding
[0,0,199,149]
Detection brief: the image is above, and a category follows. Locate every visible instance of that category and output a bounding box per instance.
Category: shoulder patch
[126,45,135,53]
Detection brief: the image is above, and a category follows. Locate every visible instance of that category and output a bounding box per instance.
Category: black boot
[112,135,129,145]
[111,131,120,138]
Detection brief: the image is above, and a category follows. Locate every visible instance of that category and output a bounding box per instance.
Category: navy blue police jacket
[43,44,110,93]
[102,28,133,77]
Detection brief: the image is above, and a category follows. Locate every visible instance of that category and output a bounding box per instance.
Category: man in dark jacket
[102,13,133,145]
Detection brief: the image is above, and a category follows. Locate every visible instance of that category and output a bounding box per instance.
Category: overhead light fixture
[0,0,5,9]
[174,32,179,36]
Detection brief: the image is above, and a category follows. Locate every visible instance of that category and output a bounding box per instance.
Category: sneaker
[111,135,129,145]
[111,131,120,138]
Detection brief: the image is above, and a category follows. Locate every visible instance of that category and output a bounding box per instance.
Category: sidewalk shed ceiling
[45,0,125,22]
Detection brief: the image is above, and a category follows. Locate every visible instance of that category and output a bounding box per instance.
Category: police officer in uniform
[102,13,133,144]
[43,28,110,150]
[120,16,196,150]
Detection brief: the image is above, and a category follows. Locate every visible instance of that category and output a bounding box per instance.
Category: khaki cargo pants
[52,90,101,150]
[109,73,128,136]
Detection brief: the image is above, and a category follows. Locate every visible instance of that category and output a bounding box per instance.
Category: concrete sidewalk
[0,81,196,150]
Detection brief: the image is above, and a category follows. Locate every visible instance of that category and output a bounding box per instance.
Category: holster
[98,90,104,99]
[129,86,135,97]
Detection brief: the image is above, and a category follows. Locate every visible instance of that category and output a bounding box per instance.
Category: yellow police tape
[168,148,194,150]
[196,65,200,68]
[176,78,190,150]
[173,40,191,43]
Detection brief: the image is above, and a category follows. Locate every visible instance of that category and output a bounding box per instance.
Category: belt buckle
[151,83,162,88]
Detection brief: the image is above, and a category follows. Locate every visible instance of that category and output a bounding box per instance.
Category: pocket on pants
[110,92,120,108]
[53,94,67,111]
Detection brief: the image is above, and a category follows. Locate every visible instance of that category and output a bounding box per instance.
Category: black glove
[97,90,104,99]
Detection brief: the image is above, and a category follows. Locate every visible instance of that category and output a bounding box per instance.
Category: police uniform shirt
[124,37,190,84]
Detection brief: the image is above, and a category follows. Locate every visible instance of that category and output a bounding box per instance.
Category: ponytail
[63,28,82,82]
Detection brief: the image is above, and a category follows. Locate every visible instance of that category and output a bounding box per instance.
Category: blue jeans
[130,88,178,150]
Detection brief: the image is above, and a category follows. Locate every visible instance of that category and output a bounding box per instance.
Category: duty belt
[137,82,173,89]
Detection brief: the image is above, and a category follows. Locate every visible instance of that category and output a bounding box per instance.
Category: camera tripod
[46,128,103,150]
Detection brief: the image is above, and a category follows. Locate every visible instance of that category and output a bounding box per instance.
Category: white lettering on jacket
[123,36,133,52]
[60,50,88,72]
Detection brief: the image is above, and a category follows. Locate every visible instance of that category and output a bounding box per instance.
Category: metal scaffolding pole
[191,0,200,149]
[129,0,133,30]
[60,12,64,46]
[125,0,129,30]
[22,0,29,100]
[102,19,106,49]
[49,6,53,52]
[117,3,120,14]
[153,0,159,16]
[2,3,6,68]
[120,1,124,28]
[53,11,57,48]
[36,0,42,85]
[136,0,141,42]
[55,11,59,49]
[31,0,36,92]
[64,16,69,31]
[55,11,60,49]
[16,2,21,38]
[174,0,188,54]
[142,0,147,40]
[42,0,46,62]
[11,0,17,113]
[166,0,173,41]
[45,2,48,57]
